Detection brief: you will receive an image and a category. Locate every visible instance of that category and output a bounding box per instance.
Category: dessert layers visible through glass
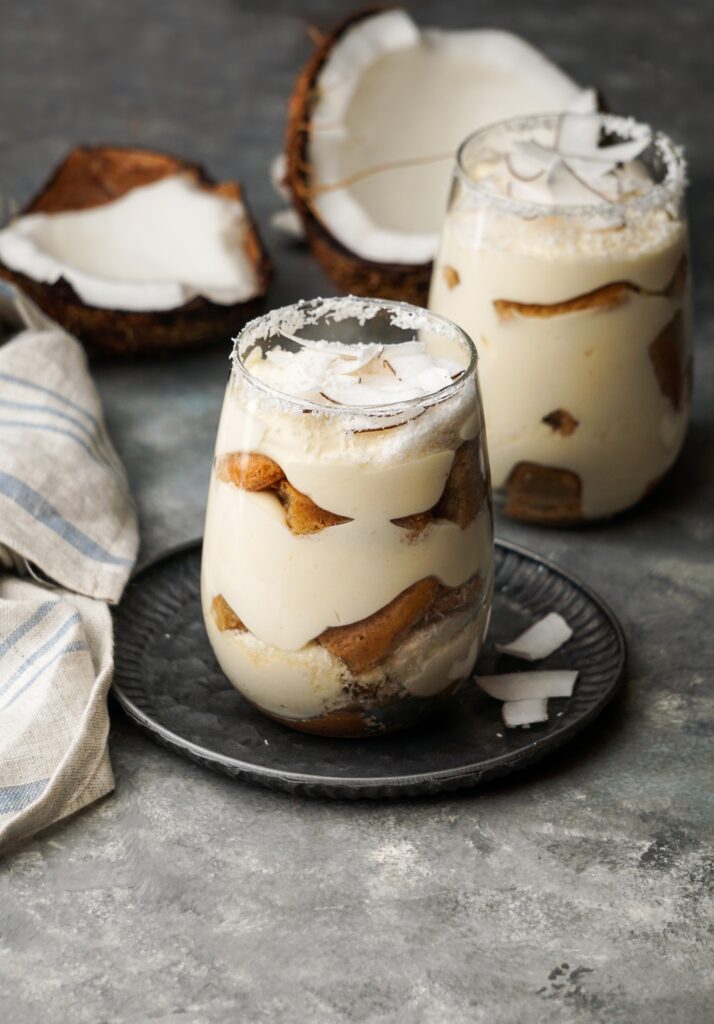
[201,297,494,737]
[428,112,691,523]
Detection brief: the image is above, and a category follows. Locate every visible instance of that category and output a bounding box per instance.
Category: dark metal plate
[112,539,626,798]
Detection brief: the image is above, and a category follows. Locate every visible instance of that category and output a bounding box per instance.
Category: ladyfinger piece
[211,594,246,631]
[319,577,440,674]
[435,441,485,528]
[215,452,284,490]
[431,573,483,617]
[504,462,582,523]
[276,480,351,535]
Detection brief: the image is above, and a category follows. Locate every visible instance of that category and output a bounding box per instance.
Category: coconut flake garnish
[478,670,578,702]
[495,89,653,209]
[495,612,573,661]
[556,112,601,159]
[252,335,465,407]
[502,698,549,728]
[565,87,598,115]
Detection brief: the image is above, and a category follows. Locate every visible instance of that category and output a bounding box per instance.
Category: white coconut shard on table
[305,8,580,264]
[502,698,549,728]
[0,174,262,312]
[270,208,305,240]
[270,152,290,201]
[477,670,578,702]
[495,612,574,662]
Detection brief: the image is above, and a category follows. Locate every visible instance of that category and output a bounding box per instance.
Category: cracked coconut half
[0,147,272,355]
[285,7,580,302]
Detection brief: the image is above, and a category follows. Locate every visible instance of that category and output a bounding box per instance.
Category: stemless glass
[201,297,494,737]
[429,114,691,524]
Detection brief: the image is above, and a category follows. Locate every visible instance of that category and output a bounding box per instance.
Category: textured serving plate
[113,539,626,798]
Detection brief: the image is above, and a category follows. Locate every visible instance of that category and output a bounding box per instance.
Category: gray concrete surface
[1,1,712,1021]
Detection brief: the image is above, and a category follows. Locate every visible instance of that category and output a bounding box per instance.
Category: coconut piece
[285,8,580,302]
[321,378,424,407]
[565,88,599,115]
[0,147,271,355]
[563,156,614,181]
[270,208,305,240]
[507,140,558,180]
[508,177,552,204]
[270,153,290,201]
[495,612,573,661]
[556,112,601,159]
[588,135,651,165]
[479,670,578,701]
[502,698,549,728]
[507,153,544,182]
[547,160,610,205]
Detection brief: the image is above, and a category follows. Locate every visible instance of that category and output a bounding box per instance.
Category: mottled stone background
[0,2,712,1022]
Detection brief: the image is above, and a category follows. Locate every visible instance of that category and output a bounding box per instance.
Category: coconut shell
[0,146,272,356]
[285,7,432,305]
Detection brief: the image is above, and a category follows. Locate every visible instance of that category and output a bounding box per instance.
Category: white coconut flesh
[0,174,261,311]
[307,9,580,264]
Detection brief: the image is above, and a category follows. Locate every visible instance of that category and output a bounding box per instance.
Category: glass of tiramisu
[201,297,493,737]
[429,101,691,523]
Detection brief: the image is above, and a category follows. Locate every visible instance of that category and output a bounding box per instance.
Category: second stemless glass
[201,297,494,737]
[429,114,691,524]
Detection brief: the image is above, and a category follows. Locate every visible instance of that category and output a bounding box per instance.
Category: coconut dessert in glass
[428,100,691,523]
[201,297,494,737]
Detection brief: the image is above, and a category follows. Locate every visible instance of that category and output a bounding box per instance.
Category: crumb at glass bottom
[200,297,494,737]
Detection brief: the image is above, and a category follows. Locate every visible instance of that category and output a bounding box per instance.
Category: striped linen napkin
[0,283,139,851]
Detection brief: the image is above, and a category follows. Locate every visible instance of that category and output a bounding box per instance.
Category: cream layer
[202,481,492,650]
[202,591,490,720]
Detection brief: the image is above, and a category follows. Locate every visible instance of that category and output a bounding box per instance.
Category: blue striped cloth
[0,285,138,851]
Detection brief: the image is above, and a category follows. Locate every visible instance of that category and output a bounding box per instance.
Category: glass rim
[455,111,687,219]
[231,295,479,417]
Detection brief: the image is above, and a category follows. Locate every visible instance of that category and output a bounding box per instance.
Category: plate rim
[112,537,627,793]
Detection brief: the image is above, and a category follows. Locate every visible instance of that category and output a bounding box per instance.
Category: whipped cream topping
[245,337,466,408]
